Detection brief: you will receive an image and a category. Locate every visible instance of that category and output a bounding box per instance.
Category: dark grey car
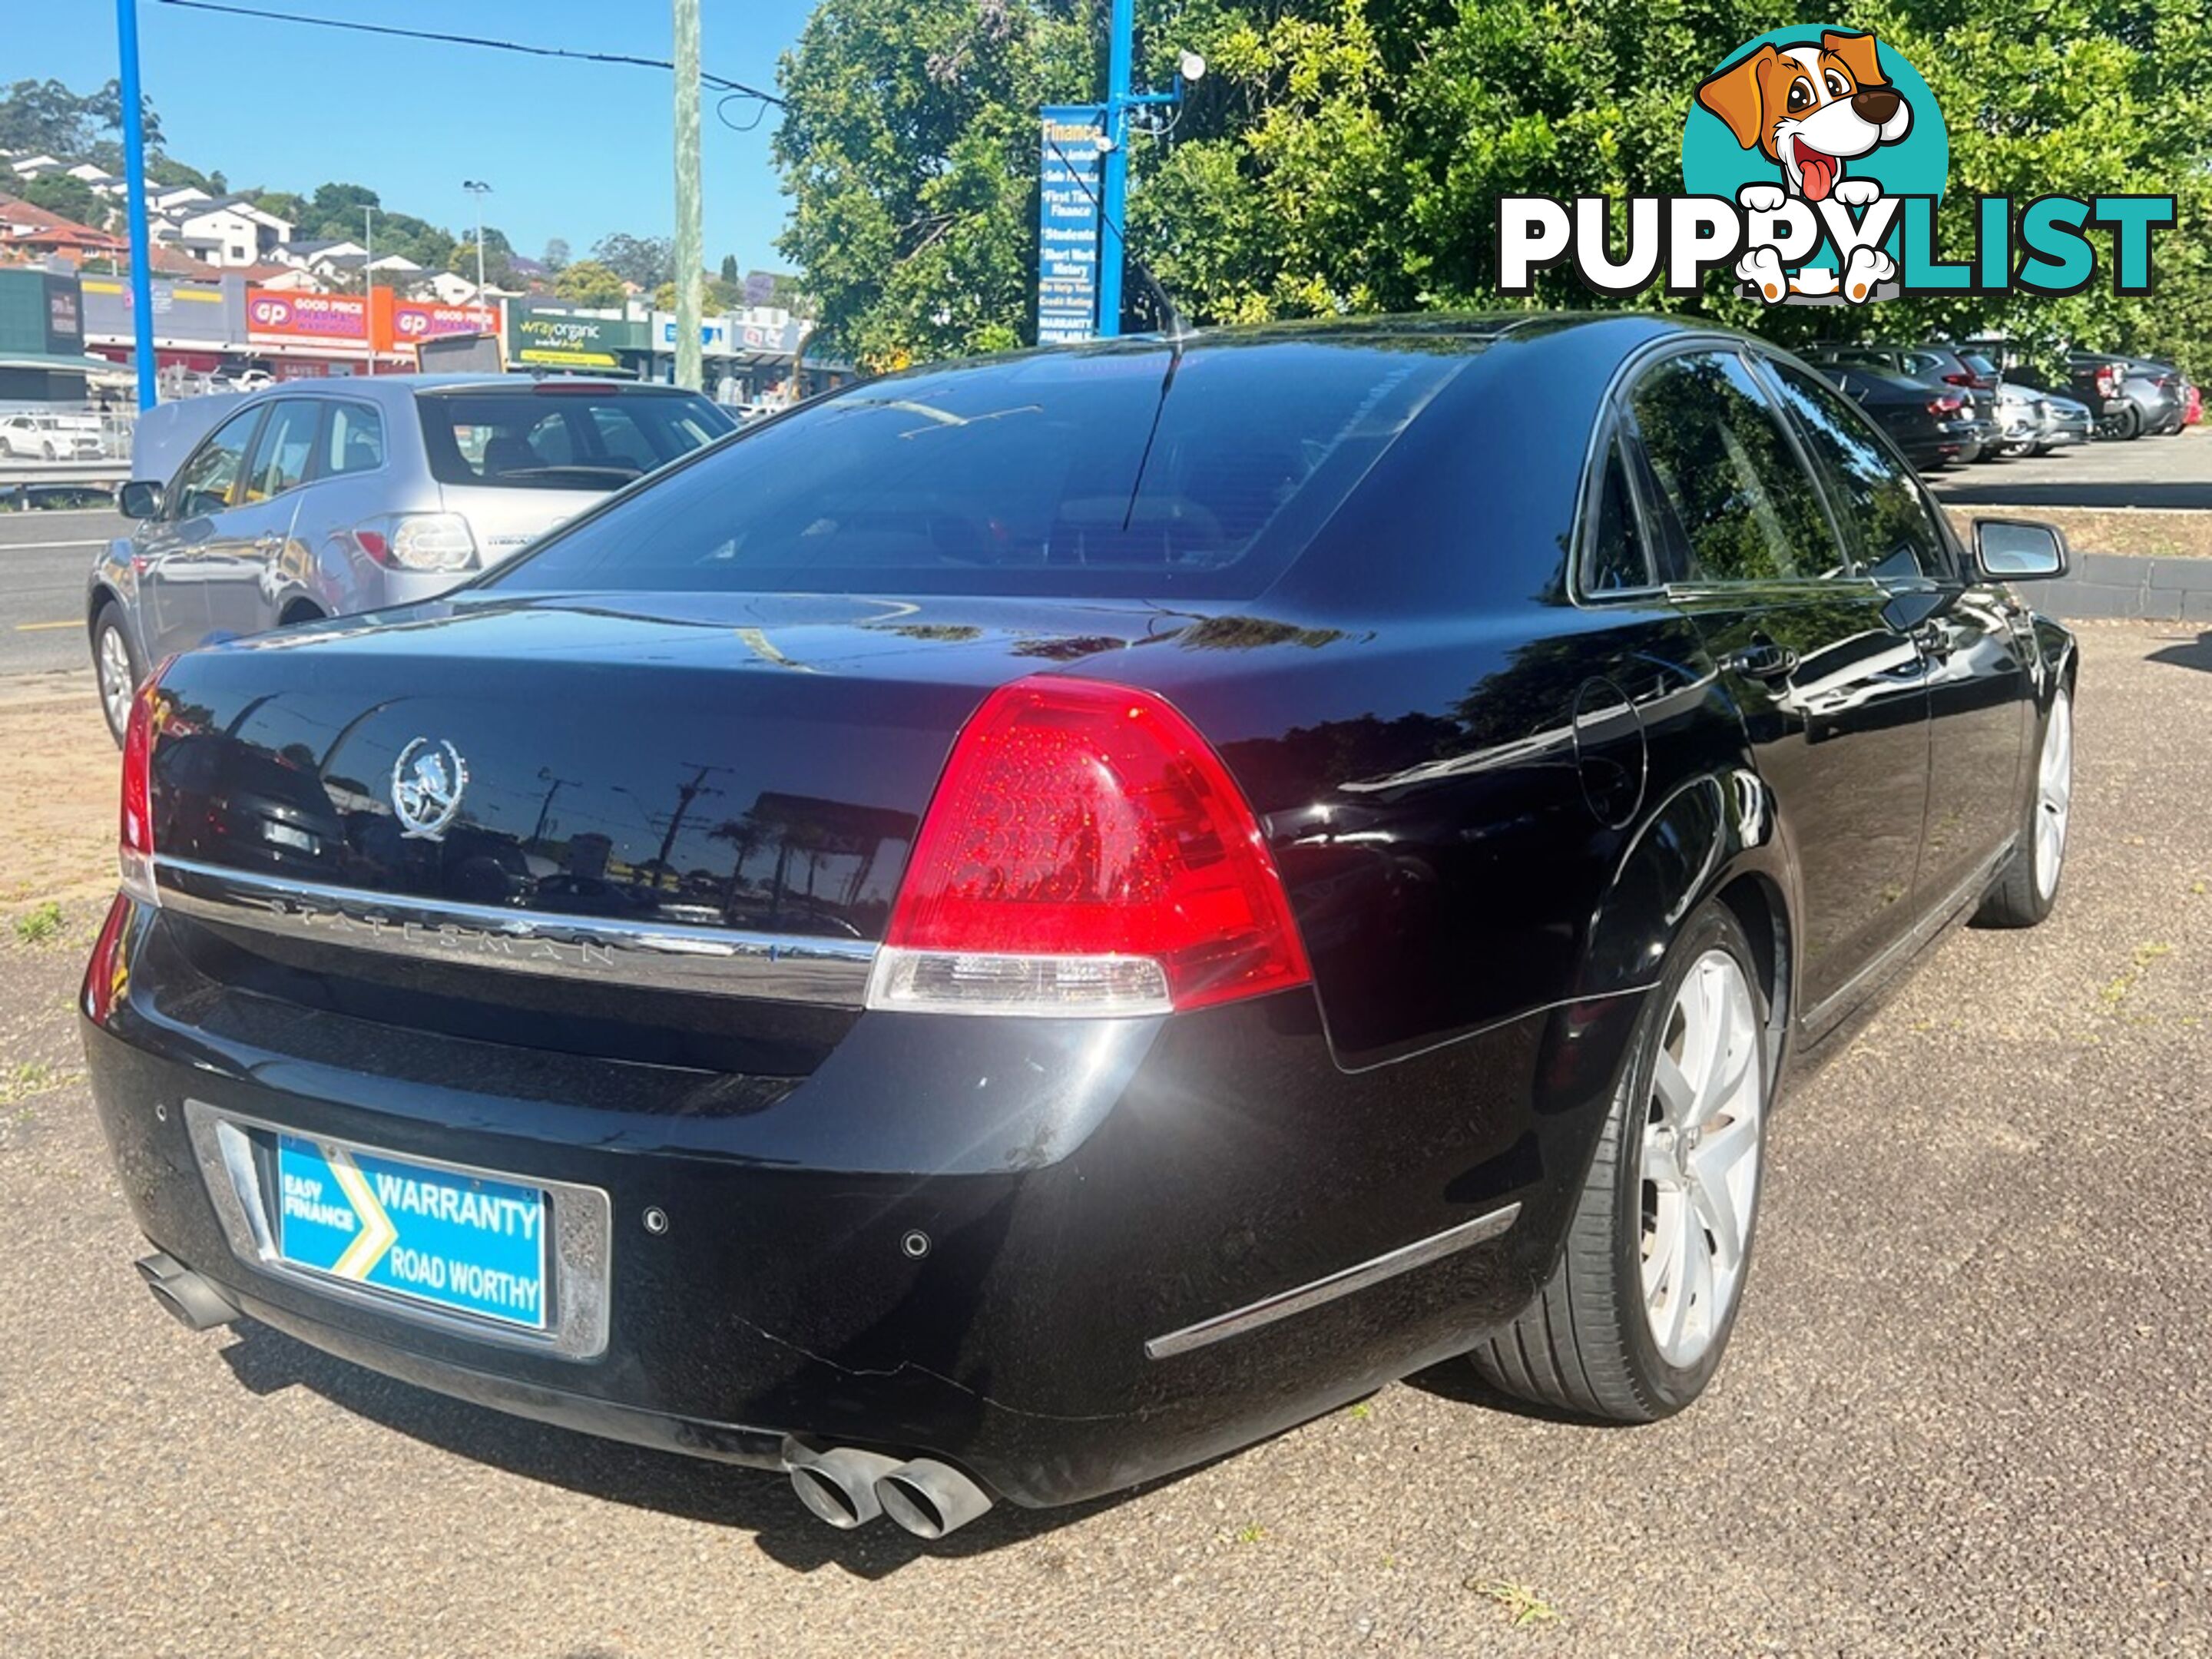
[1803,343,1998,461]
[89,376,733,741]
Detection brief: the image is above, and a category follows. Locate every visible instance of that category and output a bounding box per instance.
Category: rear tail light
[118,664,167,905]
[349,513,477,572]
[1929,394,1965,416]
[869,676,1312,1018]
[1941,371,1974,386]
[84,894,131,1025]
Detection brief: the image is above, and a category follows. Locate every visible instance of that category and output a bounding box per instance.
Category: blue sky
[12,0,820,271]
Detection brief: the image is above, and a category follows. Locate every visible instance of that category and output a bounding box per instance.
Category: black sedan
[1817,363,1985,471]
[84,316,2076,1538]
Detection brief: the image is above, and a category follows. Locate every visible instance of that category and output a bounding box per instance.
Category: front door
[202,397,320,640]
[1623,347,1932,1018]
[139,402,267,657]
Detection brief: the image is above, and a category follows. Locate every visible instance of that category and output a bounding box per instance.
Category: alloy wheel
[2034,690,2073,901]
[1640,949,1763,1369]
[97,624,135,738]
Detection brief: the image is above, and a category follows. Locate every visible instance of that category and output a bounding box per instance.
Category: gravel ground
[0,625,2207,1657]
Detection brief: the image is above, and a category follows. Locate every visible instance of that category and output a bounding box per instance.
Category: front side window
[1628,351,1840,584]
[1765,359,1948,582]
[325,403,384,476]
[242,399,320,503]
[167,406,263,518]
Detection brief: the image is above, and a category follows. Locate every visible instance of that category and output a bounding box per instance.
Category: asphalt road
[0,624,2207,1655]
[1927,423,2211,508]
[0,510,123,678]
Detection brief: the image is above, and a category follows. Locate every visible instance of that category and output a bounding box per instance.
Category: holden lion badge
[391,737,469,841]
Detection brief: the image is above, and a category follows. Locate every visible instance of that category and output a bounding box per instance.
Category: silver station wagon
[88,376,734,741]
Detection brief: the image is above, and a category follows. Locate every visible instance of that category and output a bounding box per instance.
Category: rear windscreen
[418,388,733,492]
[483,342,1461,600]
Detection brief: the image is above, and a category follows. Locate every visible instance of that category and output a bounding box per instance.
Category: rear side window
[418,389,731,490]
[1581,439,1652,594]
[326,403,384,476]
[1628,351,1841,584]
[487,343,1462,600]
[1765,359,1948,581]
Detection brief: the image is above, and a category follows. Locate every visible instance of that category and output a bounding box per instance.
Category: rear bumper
[84,899,1620,1508]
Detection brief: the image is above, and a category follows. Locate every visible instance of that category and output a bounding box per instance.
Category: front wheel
[1472,902,1769,1421]
[1975,682,2073,927]
[92,604,141,747]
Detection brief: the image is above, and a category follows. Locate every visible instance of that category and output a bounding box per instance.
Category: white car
[0,412,104,460]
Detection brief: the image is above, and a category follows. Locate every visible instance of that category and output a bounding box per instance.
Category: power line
[151,0,786,107]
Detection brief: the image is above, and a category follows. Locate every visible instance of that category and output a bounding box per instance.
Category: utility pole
[363,204,376,376]
[463,179,492,300]
[671,0,704,390]
[115,0,157,409]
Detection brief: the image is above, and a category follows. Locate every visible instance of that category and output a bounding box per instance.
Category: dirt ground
[0,674,118,917]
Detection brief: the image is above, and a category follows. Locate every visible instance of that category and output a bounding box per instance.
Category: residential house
[167,196,293,268]
[422,269,485,305]
[0,194,127,266]
[7,154,65,179]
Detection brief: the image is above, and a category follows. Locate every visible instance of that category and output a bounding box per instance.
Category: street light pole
[115,0,157,409]
[462,179,491,300]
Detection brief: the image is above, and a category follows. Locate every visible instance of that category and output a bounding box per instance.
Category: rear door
[202,396,320,639]
[1622,346,1932,1021]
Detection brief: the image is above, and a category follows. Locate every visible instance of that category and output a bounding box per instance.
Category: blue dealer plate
[273,1134,549,1330]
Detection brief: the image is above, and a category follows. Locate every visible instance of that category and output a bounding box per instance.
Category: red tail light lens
[1929,394,1965,416]
[871,676,1312,1017]
[1941,371,1973,386]
[84,893,131,1025]
[118,659,174,904]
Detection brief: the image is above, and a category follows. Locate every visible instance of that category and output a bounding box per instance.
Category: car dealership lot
[0,624,2205,1656]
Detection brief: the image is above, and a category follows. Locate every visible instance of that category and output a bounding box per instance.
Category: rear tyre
[92,602,141,748]
[2106,404,2143,441]
[1472,902,1769,1422]
[1975,682,2072,928]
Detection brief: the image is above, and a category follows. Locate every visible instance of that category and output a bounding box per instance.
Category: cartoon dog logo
[1696,29,1912,302]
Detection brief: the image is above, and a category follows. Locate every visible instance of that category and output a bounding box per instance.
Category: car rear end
[80,336,1571,1527]
[346,379,737,606]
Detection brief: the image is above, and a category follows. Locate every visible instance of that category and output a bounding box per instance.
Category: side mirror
[1973,518,2068,581]
[117,479,163,521]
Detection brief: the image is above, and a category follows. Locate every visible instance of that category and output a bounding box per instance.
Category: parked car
[2063,353,2186,439]
[2187,383,2202,426]
[1816,365,1972,469]
[1992,382,2048,458]
[87,375,736,743]
[84,316,2078,1537]
[2033,390,2095,453]
[0,410,104,460]
[1804,342,1999,459]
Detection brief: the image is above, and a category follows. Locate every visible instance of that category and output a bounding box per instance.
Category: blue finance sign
[275,1134,548,1330]
[1038,107,1104,344]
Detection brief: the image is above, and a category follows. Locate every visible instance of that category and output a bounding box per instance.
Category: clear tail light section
[869,676,1312,1018]
[349,513,477,572]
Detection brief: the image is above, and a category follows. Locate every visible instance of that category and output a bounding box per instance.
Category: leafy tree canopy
[0,77,159,156]
[592,232,675,289]
[16,173,103,228]
[553,259,629,306]
[776,0,2212,373]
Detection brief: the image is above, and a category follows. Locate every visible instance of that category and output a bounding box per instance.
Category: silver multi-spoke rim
[97,624,134,736]
[2033,690,2072,901]
[1641,949,1763,1369]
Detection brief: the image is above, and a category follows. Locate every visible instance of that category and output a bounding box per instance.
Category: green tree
[0,77,160,156]
[591,232,674,289]
[719,252,740,283]
[543,236,571,270]
[553,259,628,306]
[777,0,2212,374]
[16,173,104,228]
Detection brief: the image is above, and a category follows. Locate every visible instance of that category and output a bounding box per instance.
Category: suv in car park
[87,376,735,745]
[0,411,105,460]
[1803,343,1999,460]
[2067,353,2187,440]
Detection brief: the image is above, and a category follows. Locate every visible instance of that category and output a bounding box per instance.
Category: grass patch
[13,902,63,945]
[2099,942,2174,1014]
[1466,1578,1561,1628]
[0,1061,77,1105]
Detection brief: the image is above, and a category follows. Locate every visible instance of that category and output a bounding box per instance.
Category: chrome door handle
[1722,641,1798,680]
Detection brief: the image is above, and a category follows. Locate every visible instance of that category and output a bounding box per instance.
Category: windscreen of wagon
[485,343,1462,600]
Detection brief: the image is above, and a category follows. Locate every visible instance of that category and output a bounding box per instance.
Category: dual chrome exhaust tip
[137,1253,992,1538]
[786,1445,993,1538]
